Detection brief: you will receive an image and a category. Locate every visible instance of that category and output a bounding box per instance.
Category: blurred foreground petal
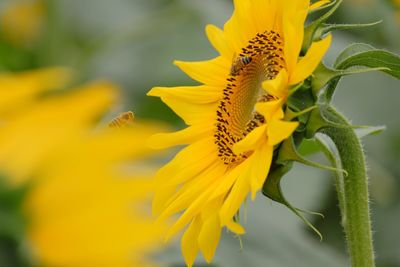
[0,68,167,267]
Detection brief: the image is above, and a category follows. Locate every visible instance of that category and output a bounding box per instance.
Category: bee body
[230,56,252,76]
[108,111,134,128]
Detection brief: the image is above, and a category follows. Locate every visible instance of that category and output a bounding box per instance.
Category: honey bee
[230,54,252,76]
[108,111,134,128]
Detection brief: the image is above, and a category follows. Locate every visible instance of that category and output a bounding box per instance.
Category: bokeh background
[0,0,399,266]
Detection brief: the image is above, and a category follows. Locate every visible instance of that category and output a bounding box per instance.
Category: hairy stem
[320,107,375,267]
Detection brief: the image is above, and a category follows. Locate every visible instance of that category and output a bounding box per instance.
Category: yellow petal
[219,174,249,226]
[249,142,273,200]
[209,159,250,199]
[165,183,216,241]
[147,124,213,149]
[223,0,255,52]
[198,213,221,263]
[153,185,177,216]
[0,67,72,115]
[152,137,214,183]
[290,34,332,85]
[262,69,289,99]
[309,0,331,11]
[148,85,219,126]
[0,82,117,184]
[181,216,202,267]
[174,57,229,87]
[166,151,217,187]
[255,100,283,121]
[226,219,246,235]
[267,120,299,146]
[283,7,308,74]
[152,138,216,214]
[251,0,274,32]
[148,85,221,104]
[232,124,267,155]
[160,163,224,222]
[205,24,234,58]
[153,94,216,125]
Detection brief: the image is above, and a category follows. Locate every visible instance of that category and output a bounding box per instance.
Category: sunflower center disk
[214,31,285,165]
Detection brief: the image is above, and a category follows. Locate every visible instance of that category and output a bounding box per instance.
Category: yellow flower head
[148,0,331,266]
[0,0,45,47]
[394,0,400,24]
[0,68,166,267]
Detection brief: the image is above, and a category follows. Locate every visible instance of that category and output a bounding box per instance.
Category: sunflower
[0,0,44,47]
[394,0,400,24]
[0,68,165,267]
[148,0,332,266]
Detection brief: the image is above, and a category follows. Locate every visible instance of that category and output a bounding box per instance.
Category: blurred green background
[0,0,399,266]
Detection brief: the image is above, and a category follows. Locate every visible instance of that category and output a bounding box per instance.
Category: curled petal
[290,34,332,85]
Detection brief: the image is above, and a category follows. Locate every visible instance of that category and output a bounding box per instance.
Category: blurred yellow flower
[0,67,72,115]
[0,0,45,47]
[394,0,400,24]
[147,0,331,266]
[0,68,165,267]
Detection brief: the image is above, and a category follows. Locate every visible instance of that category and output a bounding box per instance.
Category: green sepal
[318,21,382,37]
[303,0,343,51]
[262,163,293,208]
[285,105,317,122]
[305,106,351,138]
[286,86,316,133]
[277,136,347,175]
[296,208,325,219]
[311,64,336,97]
[355,125,386,139]
[286,81,315,113]
[262,163,323,240]
[297,138,323,156]
[287,82,305,97]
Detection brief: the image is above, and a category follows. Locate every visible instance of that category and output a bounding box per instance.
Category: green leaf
[334,43,376,67]
[317,44,400,103]
[312,63,389,97]
[336,50,400,79]
[333,43,400,79]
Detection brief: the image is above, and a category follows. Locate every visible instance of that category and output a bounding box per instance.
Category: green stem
[319,107,375,267]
